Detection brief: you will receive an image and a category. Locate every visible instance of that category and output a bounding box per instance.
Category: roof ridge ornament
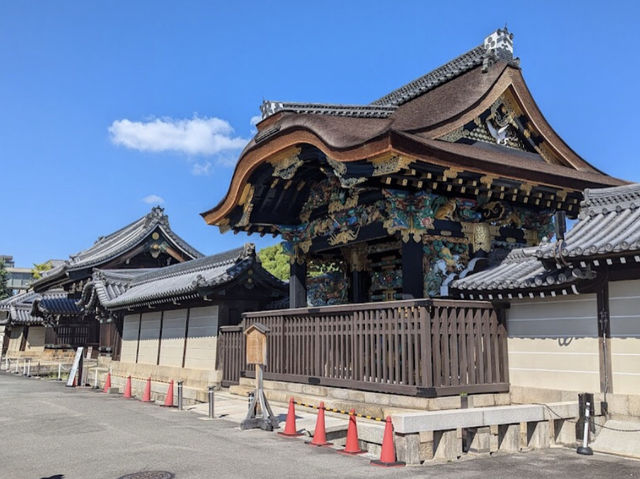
[482,28,515,73]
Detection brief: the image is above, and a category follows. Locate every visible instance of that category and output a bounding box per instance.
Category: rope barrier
[537,402,640,433]
[293,400,384,422]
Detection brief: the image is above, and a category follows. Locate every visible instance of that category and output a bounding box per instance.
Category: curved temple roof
[0,290,68,325]
[78,244,287,311]
[202,28,625,228]
[33,206,203,292]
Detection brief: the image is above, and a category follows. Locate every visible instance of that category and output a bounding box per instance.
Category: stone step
[231,380,411,421]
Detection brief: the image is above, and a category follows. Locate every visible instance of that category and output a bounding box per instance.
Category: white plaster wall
[137,312,162,365]
[609,280,640,395]
[120,314,140,363]
[183,306,218,370]
[507,294,600,392]
[159,309,187,367]
[25,326,45,352]
[7,326,24,352]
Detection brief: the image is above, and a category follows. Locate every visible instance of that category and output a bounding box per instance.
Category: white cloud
[142,194,165,204]
[191,161,212,176]
[109,115,248,156]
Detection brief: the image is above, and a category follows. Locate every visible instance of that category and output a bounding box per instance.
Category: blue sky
[2,1,639,267]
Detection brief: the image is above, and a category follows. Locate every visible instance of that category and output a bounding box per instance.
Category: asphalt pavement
[0,372,638,479]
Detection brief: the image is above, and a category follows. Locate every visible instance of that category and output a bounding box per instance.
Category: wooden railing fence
[218,299,508,397]
[217,325,245,387]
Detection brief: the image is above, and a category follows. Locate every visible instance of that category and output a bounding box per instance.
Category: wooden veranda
[217,299,508,397]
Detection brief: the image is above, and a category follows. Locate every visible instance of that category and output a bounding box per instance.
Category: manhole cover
[118,472,174,479]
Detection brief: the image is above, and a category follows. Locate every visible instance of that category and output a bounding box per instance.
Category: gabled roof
[33,207,203,291]
[202,28,625,228]
[451,183,640,298]
[0,290,67,325]
[80,244,287,311]
[451,248,579,299]
[535,183,640,260]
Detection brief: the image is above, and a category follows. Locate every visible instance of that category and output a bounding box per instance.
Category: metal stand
[577,401,594,456]
[177,381,184,410]
[241,364,278,431]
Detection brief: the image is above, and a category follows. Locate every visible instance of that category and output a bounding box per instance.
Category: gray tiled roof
[32,297,81,317]
[259,101,397,119]
[371,46,487,106]
[536,183,640,260]
[0,290,68,325]
[259,29,516,121]
[83,244,286,310]
[33,207,203,290]
[452,248,578,297]
[452,183,640,297]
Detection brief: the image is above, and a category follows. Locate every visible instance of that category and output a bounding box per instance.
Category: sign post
[66,347,84,387]
[241,323,278,431]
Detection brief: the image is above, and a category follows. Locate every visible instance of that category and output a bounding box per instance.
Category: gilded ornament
[370,154,413,177]
[269,147,303,180]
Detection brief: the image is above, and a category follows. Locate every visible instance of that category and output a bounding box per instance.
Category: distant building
[1,256,64,295]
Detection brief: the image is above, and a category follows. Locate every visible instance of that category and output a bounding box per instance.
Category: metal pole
[26,359,31,377]
[22,360,26,376]
[94,369,99,389]
[14,359,19,374]
[248,391,255,411]
[177,381,183,411]
[4,357,8,371]
[208,386,215,419]
[57,362,62,381]
[577,401,594,455]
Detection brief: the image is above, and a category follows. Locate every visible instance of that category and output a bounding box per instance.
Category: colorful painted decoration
[307,272,349,306]
[423,239,469,297]
[370,269,403,292]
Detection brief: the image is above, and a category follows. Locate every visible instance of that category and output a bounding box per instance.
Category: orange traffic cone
[161,380,174,407]
[103,372,111,393]
[278,397,303,437]
[123,375,133,399]
[307,402,332,447]
[142,377,152,402]
[338,409,364,455]
[371,416,405,467]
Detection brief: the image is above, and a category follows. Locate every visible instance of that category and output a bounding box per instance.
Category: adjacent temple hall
[201,28,624,309]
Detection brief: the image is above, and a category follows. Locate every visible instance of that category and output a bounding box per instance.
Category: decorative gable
[437,89,562,166]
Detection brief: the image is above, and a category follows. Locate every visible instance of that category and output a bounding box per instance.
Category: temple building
[29,206,203,357]
[201,28,625,309]
[79,243,287,389]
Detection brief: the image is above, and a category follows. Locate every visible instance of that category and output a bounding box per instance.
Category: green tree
[258,244,290,281]
[32,260,54,280]
[0,259,11,300]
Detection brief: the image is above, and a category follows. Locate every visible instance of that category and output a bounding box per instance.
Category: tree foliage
[32,260,54,280]
[0,259,11,300]
[257,243,290,281]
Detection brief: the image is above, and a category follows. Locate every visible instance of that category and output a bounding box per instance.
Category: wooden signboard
[241,323,277,431]
[245,323,268,365]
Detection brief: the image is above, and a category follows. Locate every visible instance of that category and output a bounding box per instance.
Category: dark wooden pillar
[402,241,424,299]
[289,261,307,308]
[597,279,613,395]
[350,270,370,304]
